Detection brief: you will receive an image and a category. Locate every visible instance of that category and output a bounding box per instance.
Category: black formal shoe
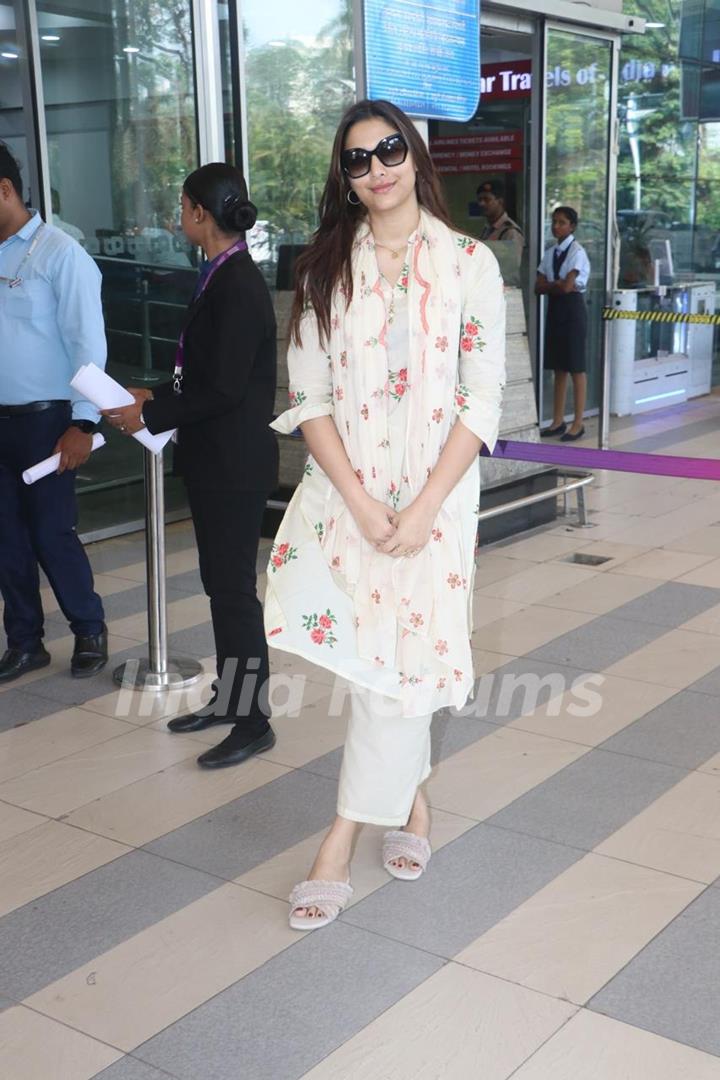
[197,727,276,769]
[560,426,585,442]
[541,422,567,438]
[0,646,51,684]
[167,709,234,733]
[71,626,108,678]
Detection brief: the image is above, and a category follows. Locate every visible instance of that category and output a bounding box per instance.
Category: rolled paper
[23,432,107,485]
[70,363,175,454]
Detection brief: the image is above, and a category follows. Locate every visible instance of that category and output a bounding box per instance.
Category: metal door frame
[539,20,620,442]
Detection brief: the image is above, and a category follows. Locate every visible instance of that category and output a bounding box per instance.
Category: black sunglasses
[340,133,408,179]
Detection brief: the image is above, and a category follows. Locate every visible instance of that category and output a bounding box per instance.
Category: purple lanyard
[173,239,247,387]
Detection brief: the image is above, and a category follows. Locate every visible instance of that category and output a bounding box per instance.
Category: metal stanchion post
[576,484,591,527]
[600,315,611,451]
[141,278,153,374]
[113,448,203,690]
[132,270,160,385]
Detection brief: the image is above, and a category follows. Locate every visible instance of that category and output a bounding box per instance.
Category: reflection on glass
[619,0,720,387]
[35,1,200,531]
[219,0,240,163]
[429,31,532,310]
[37,1,197,273]
[543,29,611,420]
[241,0,354,285]
[0,3,31,195]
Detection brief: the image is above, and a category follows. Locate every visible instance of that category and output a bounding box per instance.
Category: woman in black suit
[105,163,279,769]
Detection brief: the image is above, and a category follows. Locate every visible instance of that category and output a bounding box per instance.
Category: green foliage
[617,0,702,222]
[110,0,196,230]
[245,3,354,250]
[544,31,612,226]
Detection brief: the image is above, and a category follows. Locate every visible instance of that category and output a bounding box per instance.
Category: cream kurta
[265,211,506,717]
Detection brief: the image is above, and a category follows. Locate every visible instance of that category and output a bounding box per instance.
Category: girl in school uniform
[535,206,591,441]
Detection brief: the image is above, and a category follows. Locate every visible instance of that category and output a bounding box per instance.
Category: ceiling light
[123,46,140,54]
[42,35,61,42]
[645,22,665,28]
[1,51,18,59]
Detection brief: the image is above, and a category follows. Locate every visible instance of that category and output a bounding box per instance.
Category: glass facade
[0,4,30,193]
[542,28,613,420]
[34,1,201,531]
[241,0,354,288]
[0,0,714,535]
[617,0,720,385]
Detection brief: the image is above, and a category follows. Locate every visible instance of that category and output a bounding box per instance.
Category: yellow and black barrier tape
[602,307,720,326]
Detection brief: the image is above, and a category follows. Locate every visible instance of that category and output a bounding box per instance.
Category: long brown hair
[289,99,453,347]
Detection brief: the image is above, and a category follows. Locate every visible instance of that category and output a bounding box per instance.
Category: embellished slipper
[382,830,432,881]
[288,879,353,931]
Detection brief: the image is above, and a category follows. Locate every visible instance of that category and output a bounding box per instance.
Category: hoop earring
[346,189,361,206]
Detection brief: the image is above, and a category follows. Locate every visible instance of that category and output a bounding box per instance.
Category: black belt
[0,399,70,417]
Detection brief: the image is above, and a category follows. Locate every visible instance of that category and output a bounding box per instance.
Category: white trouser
[336,686,433,827]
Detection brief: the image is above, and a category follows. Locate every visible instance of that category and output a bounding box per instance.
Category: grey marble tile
[164,568,203,596]
[17,659,130,708]
[166,622,217,661]
[93,1058,178,1080]
[600,689,720,770]
[0,688,66,730]
[135,922,442,1080]
[487,748,686,851]
[0,850,223,1001]
[345,823,578,958]
[145,767,338,880]
[527,615,666,672]
[465,657,591,726]
[690,665,720,699]
[300,746,343,781]
[590,885,720,1057]
[611,582,720,628]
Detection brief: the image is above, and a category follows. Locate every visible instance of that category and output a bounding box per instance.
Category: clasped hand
[353,494,435,559]
[102,387,152,435]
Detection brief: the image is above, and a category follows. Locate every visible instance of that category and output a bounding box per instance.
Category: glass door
[34,0,201,534]
[428,21,536,312]
[540,24,618,429]
[0,2,35,198]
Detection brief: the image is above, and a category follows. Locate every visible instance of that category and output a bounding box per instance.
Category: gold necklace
[375,241,403,259]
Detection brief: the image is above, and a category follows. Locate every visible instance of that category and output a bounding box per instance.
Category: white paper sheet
[70,364,175,454]
[23,433,107,485]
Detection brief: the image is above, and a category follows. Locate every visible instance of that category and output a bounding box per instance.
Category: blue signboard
[364,0,481,122]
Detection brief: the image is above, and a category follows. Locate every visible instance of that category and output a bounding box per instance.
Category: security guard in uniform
[0,142,108,683]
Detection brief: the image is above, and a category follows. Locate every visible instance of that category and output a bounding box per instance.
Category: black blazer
[143,251,279,492]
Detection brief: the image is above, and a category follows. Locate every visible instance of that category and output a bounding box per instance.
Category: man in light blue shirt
[0,141,108,683]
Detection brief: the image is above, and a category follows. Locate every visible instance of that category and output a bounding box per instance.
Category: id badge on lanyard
[0,223,44,289]
[172,237,247,396]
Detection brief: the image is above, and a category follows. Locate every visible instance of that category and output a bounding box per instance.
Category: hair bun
[223,196,257,232]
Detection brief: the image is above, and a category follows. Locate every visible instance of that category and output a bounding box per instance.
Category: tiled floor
[3,394,720,1079]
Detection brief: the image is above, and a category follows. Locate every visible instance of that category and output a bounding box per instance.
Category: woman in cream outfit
[266,100,506,929]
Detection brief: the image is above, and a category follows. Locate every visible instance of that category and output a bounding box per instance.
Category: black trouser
[0,403,104,651]
[186,485,271,736]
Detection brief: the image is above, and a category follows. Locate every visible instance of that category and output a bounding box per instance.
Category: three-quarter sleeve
[271,311,334,434]
[455,242,507,452]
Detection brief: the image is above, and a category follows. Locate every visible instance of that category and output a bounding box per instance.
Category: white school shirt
[537,235,590,292]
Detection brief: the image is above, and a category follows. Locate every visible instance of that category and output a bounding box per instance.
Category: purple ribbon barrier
[484,439,720,482]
